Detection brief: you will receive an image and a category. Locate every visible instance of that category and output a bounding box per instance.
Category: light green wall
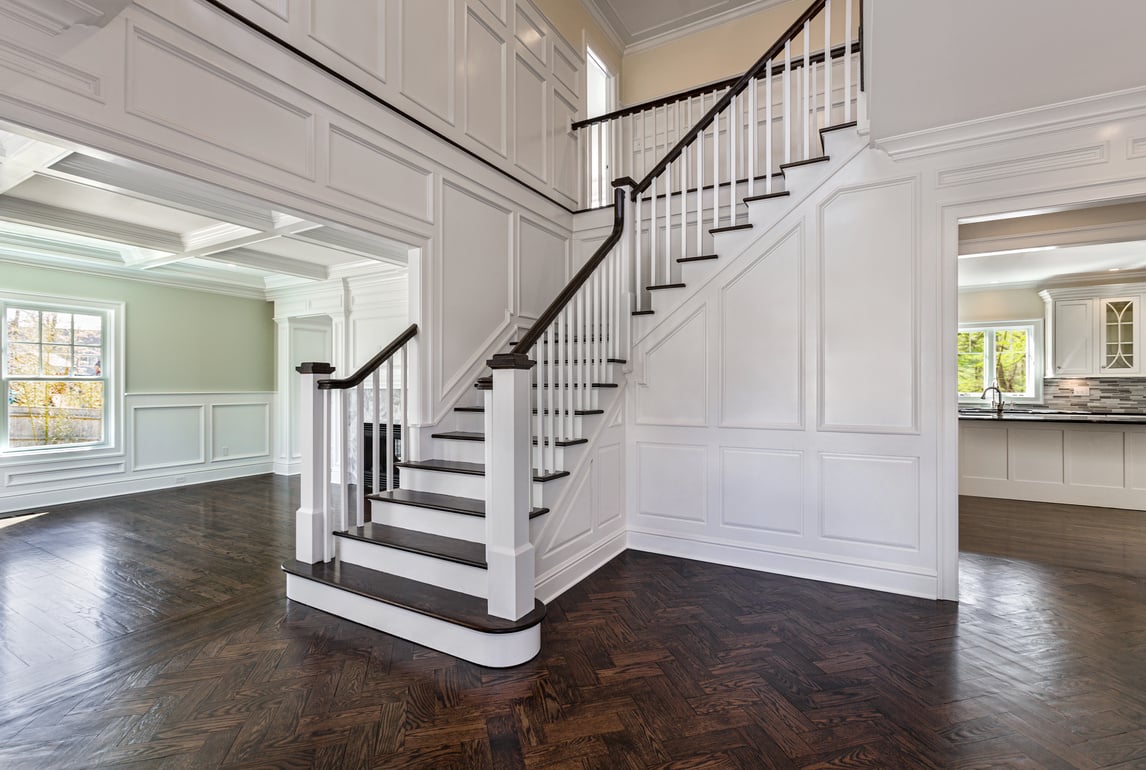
[1,263,275,392]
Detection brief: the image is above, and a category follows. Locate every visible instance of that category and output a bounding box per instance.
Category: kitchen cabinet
[1099,296,1139,374]
[1041,285,1145,377]
[1052,299,1093,376]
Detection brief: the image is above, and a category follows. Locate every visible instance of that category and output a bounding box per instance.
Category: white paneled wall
[213,0,583,208]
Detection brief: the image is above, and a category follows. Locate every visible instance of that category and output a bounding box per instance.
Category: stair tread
[454,406,605,416]
[473,379,619,390]
[282,559,545,633]
[677,254,718,263]
[367,488,549,519]
[396,458,570,483]
[820,120,858,135]
[710,223,753,234]
[778,155,830,171]
[647,283,686,291]
[431,431,589,448]
[338,523,486,568]
[742,190,790,203]
[632,309,655,316]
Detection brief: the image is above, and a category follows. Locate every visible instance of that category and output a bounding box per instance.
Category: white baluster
[577,124,585,208]
[844,0,852,122]
[748,79,757,197]
[563,305,573,438]
[825,0,833,130]
[401,345,408,466]
[729,93,737,218]
[355,383,365,527]
[684,97,693,259]
[696,93,705,255]
[371,369,380,494]
[712,108,720,228]
[536,337,545,474]
[803,20,810,160]
[339,391,349,532]
[546,326,555,473]
[386,359,394,490]
[322,390,332,555]
[651,171,658,287]
[766,62,774,193]
[662,161,671,279]
[784,41,791,164]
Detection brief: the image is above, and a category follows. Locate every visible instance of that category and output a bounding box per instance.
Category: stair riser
[285,574,540,668]
[456,411,587,434]
[335,536,487,598]
[370,499,546,542]
[431,439,576,467]
[400,466,552,501]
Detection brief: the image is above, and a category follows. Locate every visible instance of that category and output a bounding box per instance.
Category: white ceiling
[587,0,783,50]
[959,241,1146,289]
[0,127,409,298]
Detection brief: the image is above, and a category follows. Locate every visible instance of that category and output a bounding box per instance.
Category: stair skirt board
[285,574,540,668]
[335,535,488,598]
[370,500,546,543]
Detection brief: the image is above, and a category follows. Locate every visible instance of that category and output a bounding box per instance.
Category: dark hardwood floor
[1,476,1144,768]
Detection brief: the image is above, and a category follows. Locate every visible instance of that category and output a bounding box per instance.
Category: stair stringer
[531,379,628,603]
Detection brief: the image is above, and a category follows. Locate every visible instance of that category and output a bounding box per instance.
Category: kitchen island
[959,408,1146,510]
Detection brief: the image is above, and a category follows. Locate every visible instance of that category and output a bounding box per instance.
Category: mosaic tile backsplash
[1043,378,1146,412]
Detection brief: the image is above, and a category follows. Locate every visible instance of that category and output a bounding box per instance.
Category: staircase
[283,0,861,667]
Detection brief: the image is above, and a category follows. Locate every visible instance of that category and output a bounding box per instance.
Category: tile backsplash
[1043,378,1146,412]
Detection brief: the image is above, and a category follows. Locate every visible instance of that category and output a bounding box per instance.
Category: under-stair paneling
[719,226,803,430]
[636,308,707,427]
[820,453,920,550]
[720,448,804,536]
[819,177,918,433]
[636,443,707,526]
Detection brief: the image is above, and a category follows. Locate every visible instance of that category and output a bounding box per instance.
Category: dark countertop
[959,409,1146,425]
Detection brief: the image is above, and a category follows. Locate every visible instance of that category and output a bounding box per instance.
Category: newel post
[296,362,334,563]
[484,351,535,620]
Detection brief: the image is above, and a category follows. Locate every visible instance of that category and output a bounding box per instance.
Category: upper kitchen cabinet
[1041,286,1144,377]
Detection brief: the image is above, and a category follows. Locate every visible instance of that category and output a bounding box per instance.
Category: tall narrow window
[2,297,117,452]
[586,48,614,206]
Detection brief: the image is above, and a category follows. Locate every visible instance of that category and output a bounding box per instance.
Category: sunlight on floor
[0,513,48,531]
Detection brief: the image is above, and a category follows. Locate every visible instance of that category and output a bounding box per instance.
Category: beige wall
[620,0,859,106]
[531,0,622,78]
[959,289,1045,324]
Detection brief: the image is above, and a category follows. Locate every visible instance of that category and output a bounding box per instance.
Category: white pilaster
[296,362,334,563]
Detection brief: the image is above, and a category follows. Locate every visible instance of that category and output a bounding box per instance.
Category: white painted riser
[335,535,488,598]
[456,411,588,435]
[432,438,580,467]
[285,574,539,668]
[400,466,563,502]
[370,499,547,543]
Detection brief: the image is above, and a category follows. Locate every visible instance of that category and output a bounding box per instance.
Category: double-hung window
[958,320,1043,403]
[2,294,118,452]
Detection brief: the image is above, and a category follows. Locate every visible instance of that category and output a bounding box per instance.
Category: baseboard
[0,462,274,515]
[534,528,627,604]
[626,529,939,600]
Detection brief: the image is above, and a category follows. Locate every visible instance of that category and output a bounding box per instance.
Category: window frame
[958,319,1044,404]
[1,291,124,457]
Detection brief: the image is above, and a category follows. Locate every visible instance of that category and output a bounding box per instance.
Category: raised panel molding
[1064,430,1125,488]
[594,444,623,527]
[517,216,567,317]
[513,54,547,183]
[637,443,707,524]
[0,0,111,37]
[132,404,206,471]
[720,448,803,535]
[720,226,802,430]
[513,1,546,67]
[820,453,920,550]
[327,124,433,222]
[637,306,707,427]
[538,465,593,557]
[1129,136,1146,160]
[937,144,1107,187]
[550,38,579,98]
[125,23,315,179]
[475,0,507,23]
[251,0,289,21]
[308,0,386,80]
[0,34,102,100]
[960,425,1008,481]
[210,403,270,462]
[464,9,507,157]
[819,177,918,434]
[6,461,126,487]
[551,89,578,203]
[1009,428,1064,484]
[399,0,455,124]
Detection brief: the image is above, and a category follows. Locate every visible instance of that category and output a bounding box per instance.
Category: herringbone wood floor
[1,476,1144,768]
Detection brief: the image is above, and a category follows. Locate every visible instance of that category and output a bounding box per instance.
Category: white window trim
[1,290,125,459]
[958,319,1044,404]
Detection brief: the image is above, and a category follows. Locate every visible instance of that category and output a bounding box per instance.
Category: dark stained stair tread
[742,190,790,203]
[282,559,545,633]
[454,406,604,416]
[820,120,858,135]
[367,488,549,519]
[632,309,655,316]
[432,431,587,448]
[396,458,570,483]
[709,223,753,234]
[337,523,486,568]
[647,283,686,291]
[778,155,829,171]
[677,254,719,263]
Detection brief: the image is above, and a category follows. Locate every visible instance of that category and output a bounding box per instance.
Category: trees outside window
[957,322,1042,402]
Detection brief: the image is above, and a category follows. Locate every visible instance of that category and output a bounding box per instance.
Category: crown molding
[576,0,624,54]
[1038,276,1146,297]
[0,196,184,252]
[621,0,792,55]
[204,246,328,281]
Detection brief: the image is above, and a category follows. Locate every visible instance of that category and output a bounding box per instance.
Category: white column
[484,353,536,620]
[295,362,334,563]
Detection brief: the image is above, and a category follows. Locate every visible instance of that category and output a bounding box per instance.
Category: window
[958,321,1043,402]
[2,295,119,453]
[586,48,615,207]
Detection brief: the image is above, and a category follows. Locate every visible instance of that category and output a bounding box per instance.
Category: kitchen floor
[960,495,1146,579]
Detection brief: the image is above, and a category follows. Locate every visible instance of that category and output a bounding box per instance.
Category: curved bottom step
[283,559,544,668]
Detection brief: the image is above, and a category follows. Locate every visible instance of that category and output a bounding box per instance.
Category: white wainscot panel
[517,217,566,317]
[308,0,386,79]
[821,453,919,549]
[133,405,205,471]
[513,2,546,66]
[0,29,103,100]
[400,0,454,123]
[350,315,408,370]
[327,124,432,222]
[464,10,507,156]
[637,443,706,523]
[637,307,707,426]
[551,89,578,203]
[211,403,269,461]
[513,54,547,183]
[720,227,802,429]
[820,178,917,432]
[594,443,623,527]
[537,465,593,560]
[5,461,126,489]
[720,448,803,535]
[550,38,579,97]
[1008,428,1063,484]
[960,425,1008,480]
[1127,432,1146,490]
[440,182,510,392]
[1064,429,1124,488]
[126,24,315,179]
[476,0,507,23]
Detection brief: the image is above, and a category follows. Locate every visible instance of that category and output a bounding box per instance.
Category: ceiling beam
[289,227,410,265]
[135,218,323,269]
[201,246,329,281]
[0,196,184,253]
[0,136,70,194]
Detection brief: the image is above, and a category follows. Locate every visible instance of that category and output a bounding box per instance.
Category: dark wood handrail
[508,185,627,357]
[632,0,827,199]
[572,40,860,132]
[318,323,418,390]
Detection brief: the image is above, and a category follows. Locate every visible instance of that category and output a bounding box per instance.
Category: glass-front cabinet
[1100,296,1139,374]
[1041,286,1144,377]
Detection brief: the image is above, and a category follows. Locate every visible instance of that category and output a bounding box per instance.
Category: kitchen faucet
[981,382,1005,416]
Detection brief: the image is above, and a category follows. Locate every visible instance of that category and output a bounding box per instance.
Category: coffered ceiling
[0,126,408,299]
[585,0,786,50]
